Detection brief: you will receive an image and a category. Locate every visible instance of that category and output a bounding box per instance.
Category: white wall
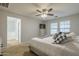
[21,17,42,42]
[45,14,79,36]
[0,10,42,47]
[0,11,7,47]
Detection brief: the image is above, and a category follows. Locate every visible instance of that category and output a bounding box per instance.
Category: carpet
[3,43,37,56]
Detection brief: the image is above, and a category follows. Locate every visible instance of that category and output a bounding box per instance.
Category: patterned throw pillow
[53,32,67,44]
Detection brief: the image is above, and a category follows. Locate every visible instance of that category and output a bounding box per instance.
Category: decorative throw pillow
[53,32,67,44]
[53,33,58,39]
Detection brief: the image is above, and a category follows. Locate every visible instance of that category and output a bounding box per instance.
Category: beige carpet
[7,40,20,47]
[3,43,36,56]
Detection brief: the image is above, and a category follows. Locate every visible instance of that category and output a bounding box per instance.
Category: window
[50,20,70,34]
[7,17,17,32]
[60,20,70,32]
[50,23,58,34]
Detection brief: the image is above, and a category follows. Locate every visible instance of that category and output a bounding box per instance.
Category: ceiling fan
[35,8,54,18]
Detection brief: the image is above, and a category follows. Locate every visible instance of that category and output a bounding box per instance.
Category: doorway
[7,16,21,47]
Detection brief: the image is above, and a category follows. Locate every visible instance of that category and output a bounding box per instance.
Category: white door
[7,16,21,46]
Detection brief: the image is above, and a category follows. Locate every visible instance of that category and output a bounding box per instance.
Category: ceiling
[0,3,79,20]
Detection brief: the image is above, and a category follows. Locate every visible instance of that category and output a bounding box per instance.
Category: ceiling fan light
[41,14,47,18]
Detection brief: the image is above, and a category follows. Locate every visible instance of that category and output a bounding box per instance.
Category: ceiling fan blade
[48,8,53,12]
[35,14,41,16]
[36,9,42,13]
[47,14,54,16]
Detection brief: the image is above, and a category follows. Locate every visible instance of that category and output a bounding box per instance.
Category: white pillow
[66,32,76,38]
[73,36,79,42]
[50,33,56,36]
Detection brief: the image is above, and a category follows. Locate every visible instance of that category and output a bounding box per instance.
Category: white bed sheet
[30,37,79,56]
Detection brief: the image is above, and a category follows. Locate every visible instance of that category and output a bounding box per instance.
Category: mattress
[29,37,79,56]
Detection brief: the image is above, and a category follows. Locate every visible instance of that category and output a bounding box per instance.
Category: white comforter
[30,37,79,56]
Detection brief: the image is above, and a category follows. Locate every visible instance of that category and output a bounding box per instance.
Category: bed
[29,36,79,56]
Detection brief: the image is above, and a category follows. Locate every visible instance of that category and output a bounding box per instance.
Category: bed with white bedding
[29,36,79,56]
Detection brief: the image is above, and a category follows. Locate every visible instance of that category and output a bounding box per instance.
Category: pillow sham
[66,32,75,38]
